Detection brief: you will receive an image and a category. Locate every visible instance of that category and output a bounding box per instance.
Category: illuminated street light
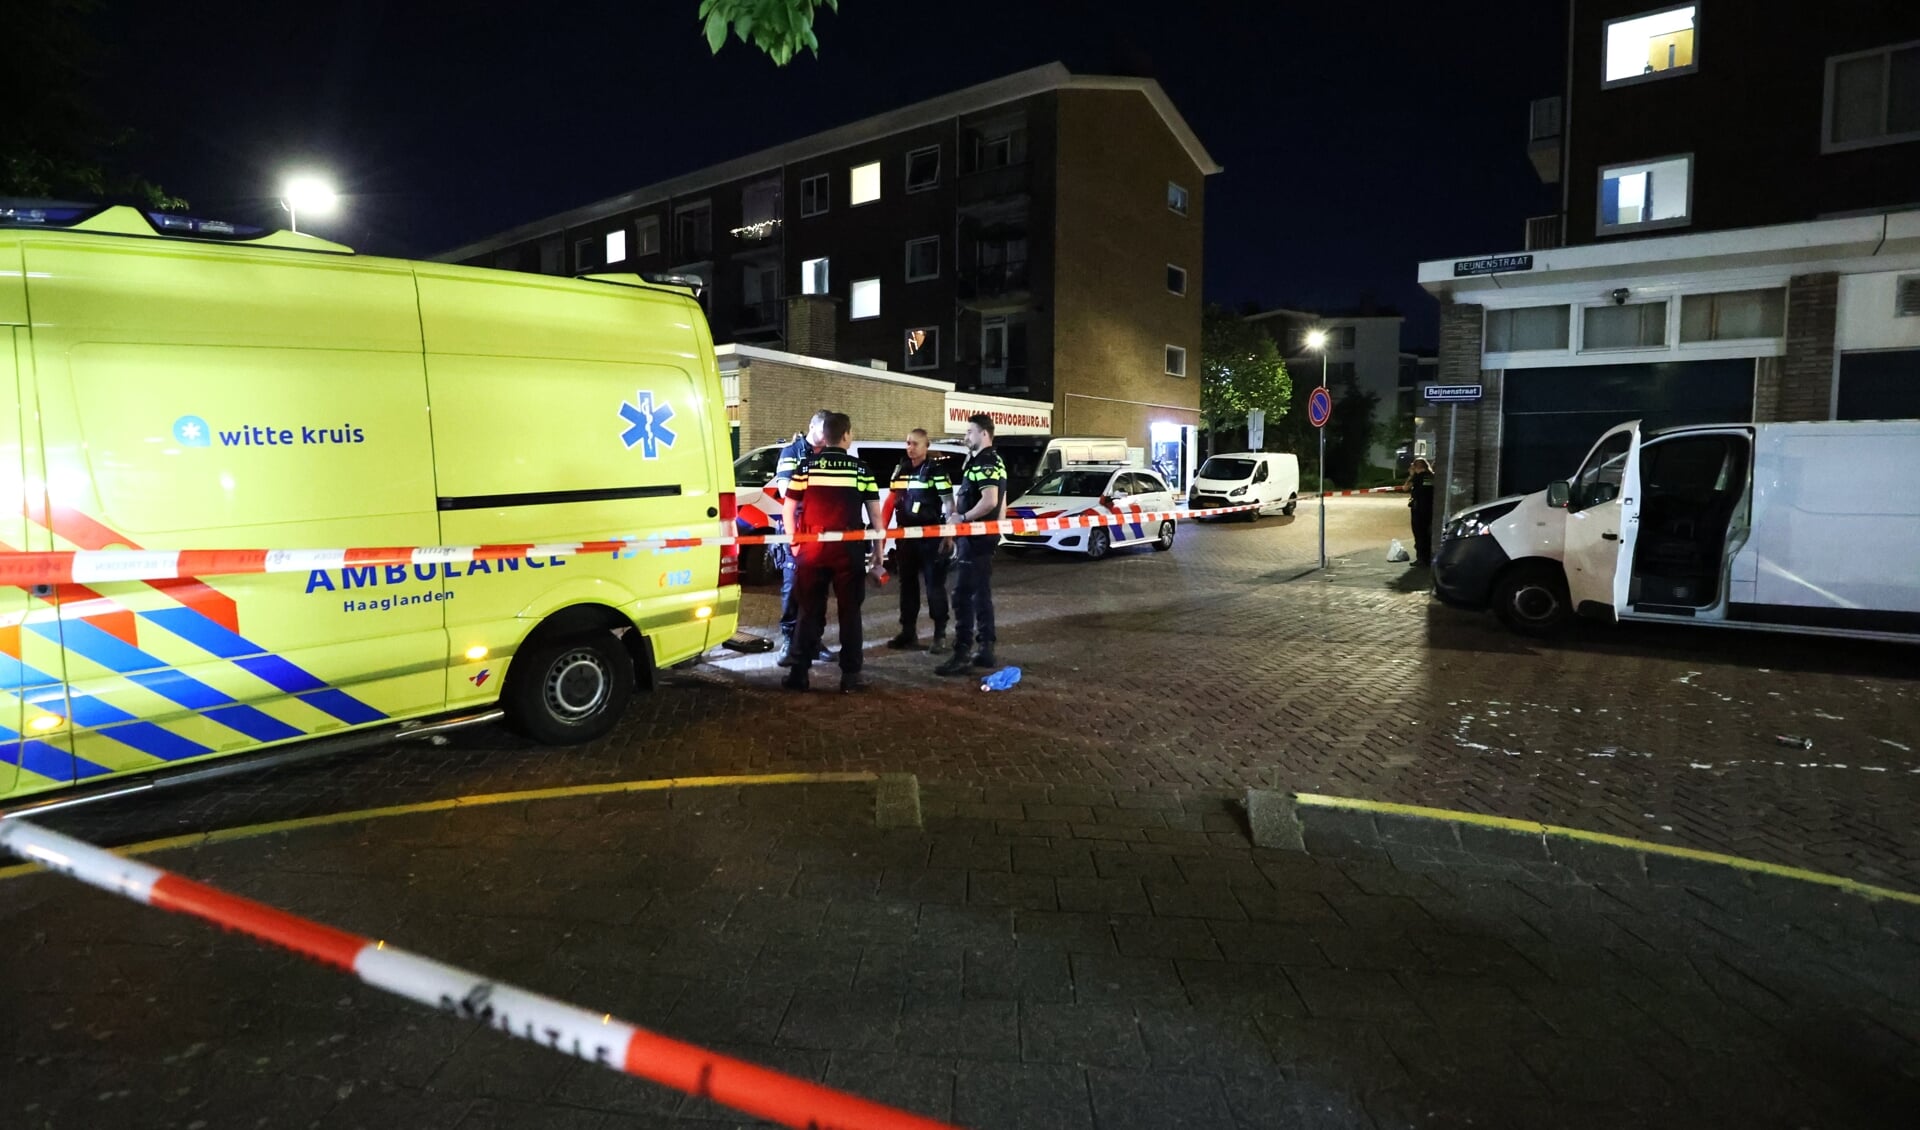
[280,175,338,233]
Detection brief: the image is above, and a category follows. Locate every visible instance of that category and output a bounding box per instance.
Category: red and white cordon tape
[0,819,956,1130]
[0,504,1260,587]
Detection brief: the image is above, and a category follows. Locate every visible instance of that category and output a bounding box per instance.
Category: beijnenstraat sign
[943,392,1053,436]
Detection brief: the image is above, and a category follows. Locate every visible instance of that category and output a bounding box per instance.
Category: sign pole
[1317,355,1327,571]
[1444,402,1458,541]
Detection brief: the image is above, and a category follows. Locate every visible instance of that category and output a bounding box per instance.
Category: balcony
[958,163,1031,208]
[1524,214,1563,251]
[959,260,1031,304]
[1528,95,1562,184]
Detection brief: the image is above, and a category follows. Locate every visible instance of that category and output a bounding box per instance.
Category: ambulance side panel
[20,236,448,788]
[1740,422,1920,621]
[412,267,738,709]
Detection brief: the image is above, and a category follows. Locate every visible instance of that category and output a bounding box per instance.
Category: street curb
[875,773,923,829]
[1286,792,1920,907]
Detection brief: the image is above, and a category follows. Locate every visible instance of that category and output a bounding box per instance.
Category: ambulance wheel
[1492,564,1570,637]
[1085,528,1112,561]
[505,632,635,744]
[1154,521,1176,551]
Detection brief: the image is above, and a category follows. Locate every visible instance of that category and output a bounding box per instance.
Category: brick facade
[1772,272,1838,422]
[736,357,944,452]
[1431,302,1491,525]
[785,295,839,360]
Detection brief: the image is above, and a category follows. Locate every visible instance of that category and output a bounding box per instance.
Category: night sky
[94,0,1564,347]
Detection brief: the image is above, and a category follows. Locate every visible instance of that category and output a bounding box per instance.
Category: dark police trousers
[776,545,800,640]
[895,540,950,635]
[949,536,996,651]
[1411,502,1434,564]
[793,550,866,674]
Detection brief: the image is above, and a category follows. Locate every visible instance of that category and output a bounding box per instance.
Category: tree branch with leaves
[1200,306,1293,453]
[698,0,840,65]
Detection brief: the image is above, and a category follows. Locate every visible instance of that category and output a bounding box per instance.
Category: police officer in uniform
[781,412,886,693]
[881,428,954,653]
[936,413,1007,675]
[771,409,833,668]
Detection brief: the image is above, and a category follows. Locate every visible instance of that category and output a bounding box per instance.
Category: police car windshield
[1028,470,1116,497]
[734,447,783,485]
[1199,457,1257,480]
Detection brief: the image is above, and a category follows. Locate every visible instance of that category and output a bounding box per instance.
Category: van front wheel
[1492,565,1570,637]
[504,631,636,744]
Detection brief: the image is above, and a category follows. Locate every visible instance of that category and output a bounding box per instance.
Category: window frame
[1578,299,1673,353]
[1822,39,1920,154]
[1167,182,1190,216]
[904,236,940,283]
[850,161,882,207]
[799,173,830,217]
[904,325,940,371]
[1166,264,1188,296]
[801,256,830,296]
[905,145,941,193]
[672,199,715,260]
[1600,4,1701,90]
[634,215,661,257]
[1595,153,1695,237]
[1165,344,1189,377]
[573,237,595,273]
[850,276,881,321]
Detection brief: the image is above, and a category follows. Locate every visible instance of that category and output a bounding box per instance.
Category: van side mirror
[1546,481,1571,509]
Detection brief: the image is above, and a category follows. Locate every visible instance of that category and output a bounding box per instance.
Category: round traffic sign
[1307,386,1333,429]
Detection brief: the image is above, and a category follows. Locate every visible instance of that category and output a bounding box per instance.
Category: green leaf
[703,10,729,53]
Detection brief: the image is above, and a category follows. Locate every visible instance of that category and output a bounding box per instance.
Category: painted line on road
[0,771,878,882]
[1294,792,1920,906]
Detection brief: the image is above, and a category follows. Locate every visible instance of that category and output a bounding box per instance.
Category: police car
[732,439,967,581]
[1000,465,1177,559]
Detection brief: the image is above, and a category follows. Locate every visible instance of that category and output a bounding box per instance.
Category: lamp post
[1305,329,1329,570]
[280,175,338,234]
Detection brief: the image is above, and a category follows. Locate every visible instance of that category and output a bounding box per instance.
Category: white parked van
[1190,453,1300,519]
[1434,419,1920,641]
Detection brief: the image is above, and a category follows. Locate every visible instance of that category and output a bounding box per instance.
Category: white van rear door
[1562,422,1643,618]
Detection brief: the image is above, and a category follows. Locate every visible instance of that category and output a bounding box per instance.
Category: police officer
[881,428,954,653]
[936,414,1007,675]
[781,412,885,693]
[771,409,833,668]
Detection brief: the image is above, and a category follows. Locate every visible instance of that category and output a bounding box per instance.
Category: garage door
[1500,359,1755,495]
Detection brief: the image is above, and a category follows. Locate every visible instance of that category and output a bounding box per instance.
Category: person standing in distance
[771,409,833,668]
[882,428,954,653]
[936,414,1007,676]
[781,412,886,693]
[1405,457,1436,567]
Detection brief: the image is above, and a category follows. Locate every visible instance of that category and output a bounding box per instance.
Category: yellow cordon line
[0,772,878,882]
[1293,792,1920,906]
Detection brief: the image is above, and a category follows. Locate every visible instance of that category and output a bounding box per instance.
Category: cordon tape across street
[0,818,959,1130]
[0,503,1261,587]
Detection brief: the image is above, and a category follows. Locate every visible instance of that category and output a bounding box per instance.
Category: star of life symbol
[618,392,677,458]
[173,415,212,448]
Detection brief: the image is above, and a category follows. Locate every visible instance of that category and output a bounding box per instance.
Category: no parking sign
[1307,386,1333,429]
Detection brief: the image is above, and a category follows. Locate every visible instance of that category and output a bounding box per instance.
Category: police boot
[775,632,797,668]
[840,672,869,694]
[781,669,809,692]
[971,645,997,669]
[885,630,918,650]
[928,627,950,654]
[935,648,973,677]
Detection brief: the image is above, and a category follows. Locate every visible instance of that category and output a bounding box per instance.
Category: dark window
[635,216,661,257]
[800,173,830,217]
[906,236,940,282]
[1827,42,1920,150]
[906,146,941,192]
[1837,350,1920,421]
[1167,265,1188,296]
[675,204,713,259]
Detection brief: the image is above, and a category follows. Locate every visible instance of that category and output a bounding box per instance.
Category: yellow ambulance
[0,202,740,803]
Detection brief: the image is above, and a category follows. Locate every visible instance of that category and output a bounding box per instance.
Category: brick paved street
[4,781,1917,1129]
[34,496,1920,891]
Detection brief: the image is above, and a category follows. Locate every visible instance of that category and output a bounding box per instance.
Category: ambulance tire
[505,631,636,744]
[1492,564,1570,638]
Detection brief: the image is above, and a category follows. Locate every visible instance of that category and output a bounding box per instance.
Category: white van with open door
[1189,453,1300,519]
[1433,419,1920,641]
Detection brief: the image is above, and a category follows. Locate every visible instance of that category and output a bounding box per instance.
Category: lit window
[906,146,941,192]
[851,277,880,320]
[1486,306,1572,352]
[1604,5,1697,86]
[1167,264,1188,296]
[905,327,939,370]
[802,257,830,296]
[1826,42,1920,152]
[605,229,627,264]
[905,236,939,282]
[1598,156,1691,234]
[1165,344,1188,377]
[1167,182,1190,216]
[850,162,881,206]
[1583,301,1669,350]
[1680,289,1786,341]
[800,173,830,217]
[635,216,661,257]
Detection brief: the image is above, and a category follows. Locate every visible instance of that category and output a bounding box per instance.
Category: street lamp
[280,175,338,234]
[1304,329,1329,570]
